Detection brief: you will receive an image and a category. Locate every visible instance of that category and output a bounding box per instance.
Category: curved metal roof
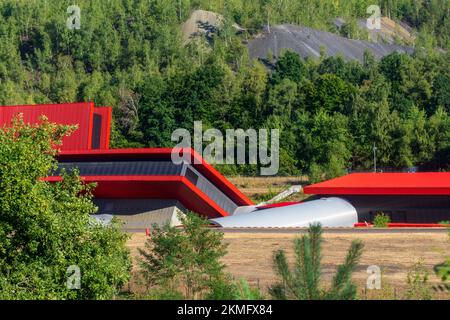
[210,197,358,228]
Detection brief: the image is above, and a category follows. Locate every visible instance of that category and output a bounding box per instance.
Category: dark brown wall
[338,195,450,223]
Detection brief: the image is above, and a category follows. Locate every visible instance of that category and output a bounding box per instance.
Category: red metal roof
[93,107,112,150]
[303,173,450,195]
[46,175,230,218]
[2,103,253,218]
[0,103,111,151]
[58,148,253,208]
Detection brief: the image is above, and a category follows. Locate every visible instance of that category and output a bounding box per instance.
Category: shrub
[404,259,432,300]
[234,279,265,300]
[269,223,364,300]
[139,212,228,299]
[206,277,265,300]
[0,116,131,300]
[434,228,450,293]
[373,213,391,228]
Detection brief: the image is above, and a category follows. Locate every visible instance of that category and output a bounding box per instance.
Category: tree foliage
[0,116,131,299]
[139,212,229,299]
[0,1,449,180]
[269,223,364,300]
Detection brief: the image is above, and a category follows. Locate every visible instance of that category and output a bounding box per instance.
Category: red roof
[46,175,231,218]
[2,103,253,218]
[303,173,450,195]
[0,103,111,151]
[56,148,254,218]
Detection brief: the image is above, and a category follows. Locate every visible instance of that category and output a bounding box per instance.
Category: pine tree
[269,223,364,300]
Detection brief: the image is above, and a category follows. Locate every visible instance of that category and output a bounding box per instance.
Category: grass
[226,176,309,203]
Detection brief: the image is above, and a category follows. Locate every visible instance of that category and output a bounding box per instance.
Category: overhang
[53,148,253,218]
[303,173,450,195]
[57,148,253,207]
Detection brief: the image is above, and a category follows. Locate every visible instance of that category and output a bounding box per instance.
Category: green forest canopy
[0,0,449,180]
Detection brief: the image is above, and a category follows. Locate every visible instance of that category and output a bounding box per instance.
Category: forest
[0,0,449,180]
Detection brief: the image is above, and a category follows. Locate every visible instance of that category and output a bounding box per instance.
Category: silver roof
[210,197,357,228]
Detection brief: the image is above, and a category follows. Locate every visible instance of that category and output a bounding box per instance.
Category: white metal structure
[210,197,358,228]
[258,185,302,205]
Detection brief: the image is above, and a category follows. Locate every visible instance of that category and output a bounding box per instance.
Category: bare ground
[126,231,450,299]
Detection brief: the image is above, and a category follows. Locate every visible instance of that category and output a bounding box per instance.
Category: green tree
[270,50,307,85]
[139,212,228,299]
[269,223,364,300]
[297,110,351,182]
[0,116,131,299]
[433,73,450,113]
[311,74,355,114]
[428,107,450,169]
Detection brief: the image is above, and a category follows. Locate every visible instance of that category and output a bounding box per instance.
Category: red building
[0,103,253,229]
[0,102,111,150]
[303,173,450,223]
[2,103,450,227]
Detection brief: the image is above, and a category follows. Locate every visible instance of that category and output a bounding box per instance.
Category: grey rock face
[248,24,414,63]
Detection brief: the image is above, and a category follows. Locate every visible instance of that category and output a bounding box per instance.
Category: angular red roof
[303,173,450,195]
[57,148,253,217]
[2,103,254,218]
[0,102,111,151]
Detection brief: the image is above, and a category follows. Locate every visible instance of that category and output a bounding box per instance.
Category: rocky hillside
[248,24,414,63]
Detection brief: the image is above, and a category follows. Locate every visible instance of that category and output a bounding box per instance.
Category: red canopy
[304,173,450,195]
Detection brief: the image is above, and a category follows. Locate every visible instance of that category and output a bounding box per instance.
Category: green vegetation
[434,228,450,293]
[138,212,263,299]
[269,223,364,300]
[139,212,227,299]
[404,259,432,300]
[0,116,131,299]
[373,212,391,228]
[0,1,449,180]
[206,278,265,300]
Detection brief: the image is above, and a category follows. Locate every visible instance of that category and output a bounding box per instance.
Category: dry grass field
[227,176,309,203]
[126,230,450,299]
[125,176,449,299]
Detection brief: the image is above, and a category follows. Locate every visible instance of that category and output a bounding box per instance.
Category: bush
[0,116,132,300]
[206,278,264,300]
[373,213,391,228]
[139,212,228,299]
[404,260,432,300]
[234,279,265,300]
[434,228,450,293]
[269,223,364,300]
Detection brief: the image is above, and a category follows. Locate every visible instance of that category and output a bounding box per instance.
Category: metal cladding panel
[45,176,229,218]
[93,107,112,149]
[57,148,254,207]
[339,195,450,223]
[304,172,450,195]
[184,165,238,215]
[54,160,237,215]
[211,197,358,228]
[56,161,184,176]
[0,102,94,151]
